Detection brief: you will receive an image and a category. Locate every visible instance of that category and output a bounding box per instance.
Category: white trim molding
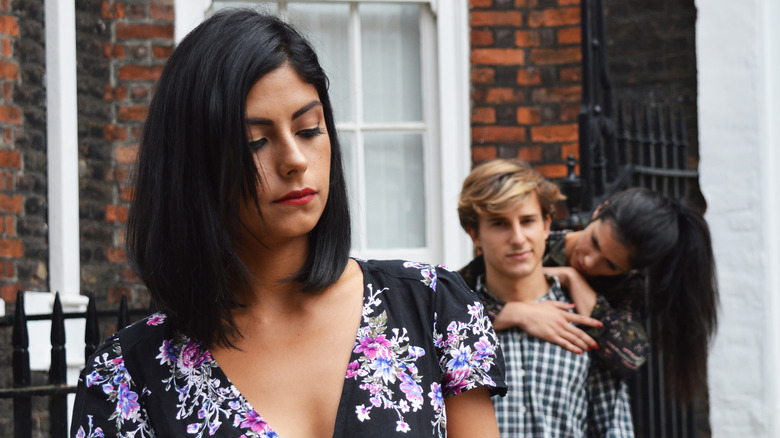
[45,0,80,296]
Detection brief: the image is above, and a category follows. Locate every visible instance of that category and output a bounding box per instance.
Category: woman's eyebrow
[246,100,322,126]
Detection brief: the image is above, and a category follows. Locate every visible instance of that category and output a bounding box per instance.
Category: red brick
[103,84,127,101]
[560,66,581,82]
[1,37,10,57]
[114,167,130,182]
[0,237,21,257]
[472,107,496,124]
[130,85,149,100]
[471,30,494,47]
[150,4,174,21]
[0,283,21,302]
[535,164,568,179]
[102,1,126,19]
[517,68,541,86]
[2,83,9,100]
[119,65,164,81]
[0,105,21,125]
[529,47,581,65]
[472,146,497,162]
[558,27,581,44]
[105,125,128,141]
[106,205,129,223]
[0,149,20,168]
[0,0,7,11]
[486,88,525,104]
[473,48,525,66]
[0,15,18,37]
[117,105,148,122]
[152,45,173,59]
[517,107,541,125]
[560,103,581,122]
[471,11,524,27]
[559,0,580,5]
[115,145,139,164]
[472,67,495,84]
[4,216,13,236]
[515,0,539,6]
[473,126,527,143]
[0,60,13,81]
[531,124,578,143]
[561,142,579,160]
[107,247,127,263]
[0,193,22,214]
[528,7,580,28]
[515,30,540,47]
[116,23,173,40]
[531,86,581,103]
[119,185,135,202]
[517,145,543,162]
[470,0,493,7]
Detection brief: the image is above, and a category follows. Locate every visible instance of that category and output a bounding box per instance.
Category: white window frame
[179,0,472,268]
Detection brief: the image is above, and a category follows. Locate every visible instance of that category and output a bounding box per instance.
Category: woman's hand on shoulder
[492,300,601,354]
[444,387,499,438]
[544,266,598,317]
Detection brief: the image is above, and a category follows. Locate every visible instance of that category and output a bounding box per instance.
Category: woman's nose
[278,136,308,176]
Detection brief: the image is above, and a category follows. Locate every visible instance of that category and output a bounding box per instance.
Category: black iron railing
[577,0,702,437]
[0,291,151,438]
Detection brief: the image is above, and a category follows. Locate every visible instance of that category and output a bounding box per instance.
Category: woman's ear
[592,201,609,220]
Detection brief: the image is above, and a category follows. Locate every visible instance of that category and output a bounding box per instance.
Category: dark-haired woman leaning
[70,9,506,438]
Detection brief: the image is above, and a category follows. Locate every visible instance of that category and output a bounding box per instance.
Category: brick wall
[470,0,582,180]
[2,0,47,302]
[79,0,173,310]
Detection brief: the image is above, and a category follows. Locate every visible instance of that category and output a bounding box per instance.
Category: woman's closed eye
[298,123,324,139]
[248,137,267,151]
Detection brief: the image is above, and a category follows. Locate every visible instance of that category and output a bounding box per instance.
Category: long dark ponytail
[596,188,719,402]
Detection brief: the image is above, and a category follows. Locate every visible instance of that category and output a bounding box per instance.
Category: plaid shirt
[475,275,634,438]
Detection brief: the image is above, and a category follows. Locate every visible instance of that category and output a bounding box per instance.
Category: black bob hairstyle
[595,187,718,403]
[126,9,351,348]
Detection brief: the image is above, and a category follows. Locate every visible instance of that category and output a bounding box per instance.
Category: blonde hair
[457,159,564,232]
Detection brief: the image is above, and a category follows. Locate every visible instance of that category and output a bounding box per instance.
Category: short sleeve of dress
[71,336,153,438]
[431,267,507,399]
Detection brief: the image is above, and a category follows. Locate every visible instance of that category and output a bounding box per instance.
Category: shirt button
[520,405,527,413]
[518,369,526,377]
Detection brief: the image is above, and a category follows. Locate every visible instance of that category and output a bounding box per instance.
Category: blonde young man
[457,159,633,437]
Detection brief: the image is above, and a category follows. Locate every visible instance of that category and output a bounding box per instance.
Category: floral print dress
[71,259,507,438]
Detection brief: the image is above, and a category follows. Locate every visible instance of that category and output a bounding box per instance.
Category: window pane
[287,3,352,123]
[361,4,422,123]
[339,132,362,247]
[364,133,426,248]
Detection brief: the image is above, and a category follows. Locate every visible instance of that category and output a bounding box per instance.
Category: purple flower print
[178,340,211,373]
[354,334,392,360]
[156,339,178,366]
[240,410,270,433]
[396,420,411,433]
[399,373,424,410]
[473,336,495,361]
[146,313,166,326]
[370,356,395,383]
[346,360,360,378]
[116,383,140,420]
[428,382,444,411]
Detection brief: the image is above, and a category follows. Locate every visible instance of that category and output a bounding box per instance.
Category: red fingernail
[593,344,599,350]
[597,322,604,328]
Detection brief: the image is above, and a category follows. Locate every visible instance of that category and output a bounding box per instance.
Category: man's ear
[592,201,609,220]
[543,214,552,239]
[466,226,481,248]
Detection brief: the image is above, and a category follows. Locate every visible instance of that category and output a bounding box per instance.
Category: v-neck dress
[71,259,507,438]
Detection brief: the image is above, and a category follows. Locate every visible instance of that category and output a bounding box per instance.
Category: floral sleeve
[431,267,507,399]
[71,337,154,438]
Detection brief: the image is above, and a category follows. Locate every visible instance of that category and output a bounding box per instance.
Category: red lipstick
[274,188,316,205]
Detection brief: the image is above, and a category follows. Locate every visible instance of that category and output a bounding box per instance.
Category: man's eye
[248,138,267,150]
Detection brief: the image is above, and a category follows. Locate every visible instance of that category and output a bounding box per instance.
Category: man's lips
[274,188,316,205]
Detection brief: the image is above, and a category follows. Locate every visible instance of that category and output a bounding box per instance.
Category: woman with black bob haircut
[71,9,506,437]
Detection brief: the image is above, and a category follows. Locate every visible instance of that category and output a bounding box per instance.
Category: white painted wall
[697,0,780,435]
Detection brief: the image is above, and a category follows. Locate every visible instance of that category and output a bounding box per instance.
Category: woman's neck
[563,230,582,266]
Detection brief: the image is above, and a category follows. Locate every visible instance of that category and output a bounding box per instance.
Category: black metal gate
[577,0,702,437]
[0,290,150,438]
